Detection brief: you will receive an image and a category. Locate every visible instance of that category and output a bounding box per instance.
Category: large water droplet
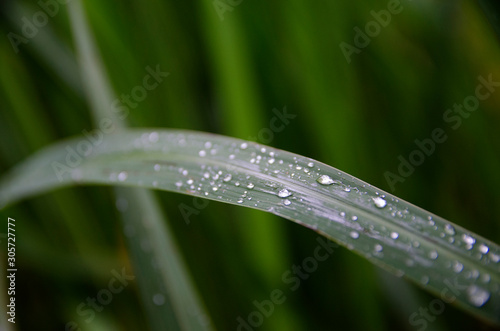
[316,175,334,185]
[478,244,489,254]
[278,189,292,198]
[466,285,490,307]
[350,231,359,239]
[372,197,387,209]
[462,234,476,245]
[118,171,128,182]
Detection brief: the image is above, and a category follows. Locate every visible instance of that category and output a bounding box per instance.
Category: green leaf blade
[1,128,499,324]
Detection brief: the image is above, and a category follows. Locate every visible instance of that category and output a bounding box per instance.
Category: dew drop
[481,273,491,283]
[462,234,476,245]
[374,244,383,252]
[204,141,212,149]
[316,175,335,185]
[235,182,240,187]
[466,285,490,307]
[344,187,351,192]
[148,132,159,143]
[307,162,314,167]
[429,250,438,260]
[247,183,255,189]
[453,261,464,273]
[237,198,244,204]
[212,186,218,192]
[478,244,489,254]
[175,181,182,188]
[229,154,235,160]
[187,179,194,185]
[278,189,292,198]
[351,216,358,221]
[240,142,248,150]
[199,150,206,157]
[489,252,500,263]
[350,231,359,239]
[283,199,291,206]
[373,197,387,209]
[444,224,456,235]
[154,164,161,171]
[223,174,232,182]
[118,171,128,182]
[390,232,399,239]
[182,169,189,176]
[268,158,275,164]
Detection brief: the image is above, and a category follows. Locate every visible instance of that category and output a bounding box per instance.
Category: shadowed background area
[0,0,499,330]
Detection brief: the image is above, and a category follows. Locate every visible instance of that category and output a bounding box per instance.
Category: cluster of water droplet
[106,131,500,310]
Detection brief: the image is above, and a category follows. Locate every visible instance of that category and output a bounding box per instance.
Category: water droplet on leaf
[278,189,292,198]
[466,285,490,307]
[316,175,334,185]
[373,197,387,209]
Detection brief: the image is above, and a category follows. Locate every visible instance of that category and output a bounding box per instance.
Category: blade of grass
[0,128,498,324]
[67,1,213,329]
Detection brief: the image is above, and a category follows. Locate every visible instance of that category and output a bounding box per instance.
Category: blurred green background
[1,0,500,330]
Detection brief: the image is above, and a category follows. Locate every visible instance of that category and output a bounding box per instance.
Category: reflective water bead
[278,189,292,198]
[316,175,334,185]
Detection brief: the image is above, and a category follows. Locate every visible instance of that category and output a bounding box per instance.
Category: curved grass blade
[0,128,499,324]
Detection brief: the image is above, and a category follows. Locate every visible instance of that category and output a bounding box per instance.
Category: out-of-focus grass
[0,0,499,330]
